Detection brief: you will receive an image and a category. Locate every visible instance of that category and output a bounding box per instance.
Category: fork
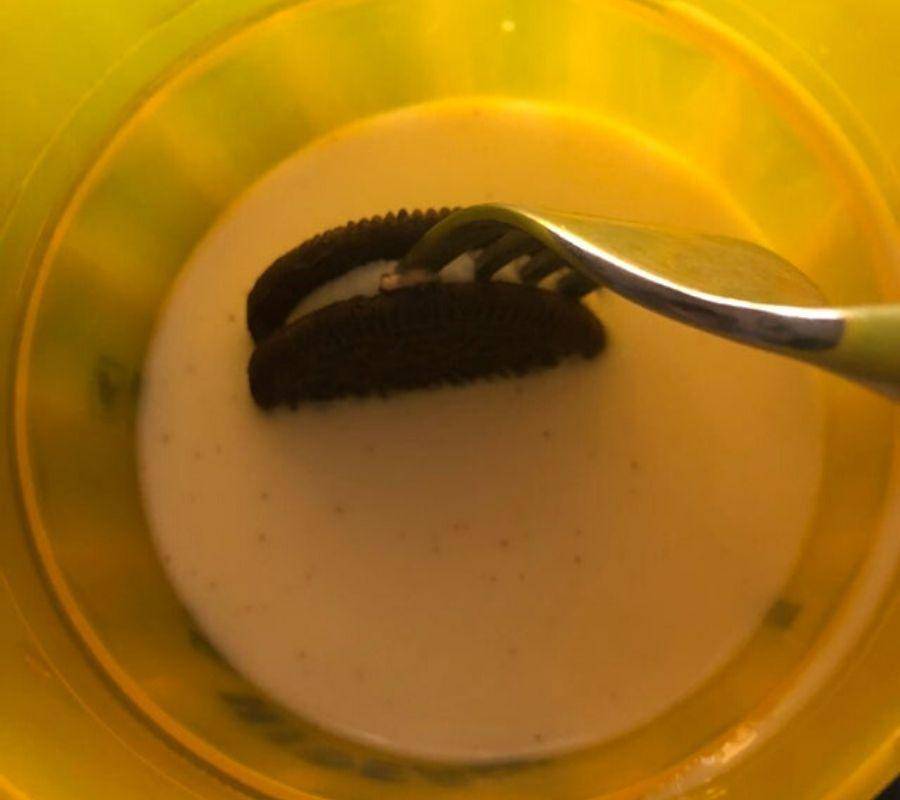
[381,203,900,400]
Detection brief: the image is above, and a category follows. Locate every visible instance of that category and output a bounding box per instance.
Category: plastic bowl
[1,1,899,798]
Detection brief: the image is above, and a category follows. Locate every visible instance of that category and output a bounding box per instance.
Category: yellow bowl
[2,1,900,798]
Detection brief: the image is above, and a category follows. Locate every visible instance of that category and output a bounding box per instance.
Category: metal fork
[380,203,900,400]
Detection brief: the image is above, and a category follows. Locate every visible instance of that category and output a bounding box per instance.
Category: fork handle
[806,305,900,400]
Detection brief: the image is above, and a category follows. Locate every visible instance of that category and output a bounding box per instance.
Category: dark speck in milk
[95,355,141,412]
[220,691,282,724]
[765,598,802,629]
[266,727,305,745]
[414,765,467,787]
[360,759,406,783]
[303,747,356,771]
[189,626,227,663]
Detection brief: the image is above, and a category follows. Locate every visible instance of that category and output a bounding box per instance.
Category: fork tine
[556,270,599,298]
[518,249,565,284]
[473,230,543,281]
[402,221,508,274]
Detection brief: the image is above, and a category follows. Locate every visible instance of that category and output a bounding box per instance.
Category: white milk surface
[138,99,824,761]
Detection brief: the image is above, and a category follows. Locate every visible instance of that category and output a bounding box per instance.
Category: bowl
[2,1,900,798]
